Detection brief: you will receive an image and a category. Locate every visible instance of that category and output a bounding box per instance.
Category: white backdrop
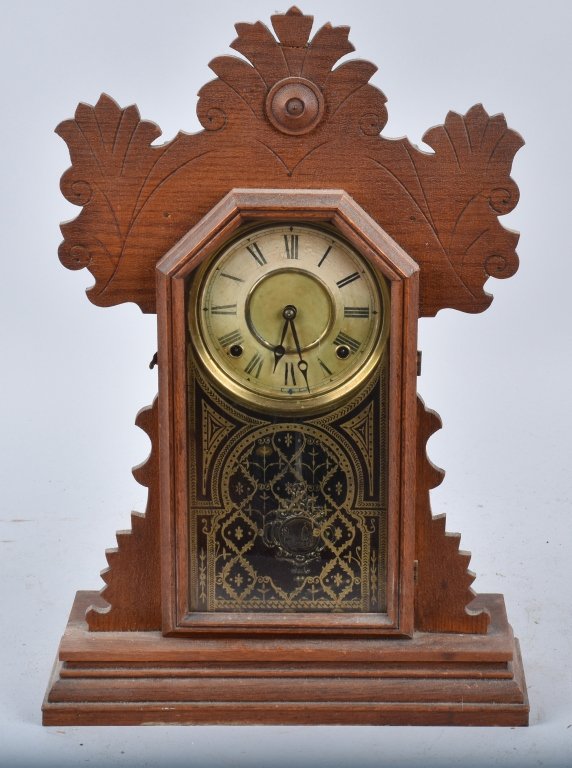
[1,1,571,765]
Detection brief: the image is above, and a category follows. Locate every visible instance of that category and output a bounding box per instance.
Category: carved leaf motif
[57,95,162,304]
[418,105,523,313]
[301,22,354,86]
[271,6,313,48]
[197,6,379,130]
[207,56,266,118]
[56,94,213,310]
[231,21,288,85]
[325,60,379,108]
[365,104,523,314]
[227,7,354,86]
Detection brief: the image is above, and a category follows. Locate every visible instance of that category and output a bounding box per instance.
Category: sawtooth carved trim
[86,399,162,631]
[414,396,489,633]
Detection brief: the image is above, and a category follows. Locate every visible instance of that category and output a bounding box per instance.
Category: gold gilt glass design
[188,364,389,614]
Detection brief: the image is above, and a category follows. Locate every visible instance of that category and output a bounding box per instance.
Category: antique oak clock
[43,7,528,725]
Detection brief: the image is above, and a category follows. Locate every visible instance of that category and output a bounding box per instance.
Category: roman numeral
[284,234,299,259]
[333,331,361,353]
[336,272,361,289]
[318,358,333,376]
[246,242,267,265]
[344,306,370,318]
[211,304,237,315]
[284,362,297,386]
[220,272,244,283]
[244,352,263,378]
[317,245,332,267]
[218,329,243,348]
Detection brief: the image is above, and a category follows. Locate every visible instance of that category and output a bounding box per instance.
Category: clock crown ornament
[198,5,386,137]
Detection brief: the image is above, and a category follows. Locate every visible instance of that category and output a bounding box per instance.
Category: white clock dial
[189,224,389,413]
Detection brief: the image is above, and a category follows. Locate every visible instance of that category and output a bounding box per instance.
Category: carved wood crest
[57,6,522,317]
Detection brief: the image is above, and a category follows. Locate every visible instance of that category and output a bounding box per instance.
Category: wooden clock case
[158,189,419,637]
[43,7,528,726]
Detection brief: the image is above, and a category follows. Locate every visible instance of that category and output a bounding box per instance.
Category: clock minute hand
[288,315,310,393]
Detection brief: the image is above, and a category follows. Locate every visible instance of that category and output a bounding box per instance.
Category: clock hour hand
[272,316,291,372]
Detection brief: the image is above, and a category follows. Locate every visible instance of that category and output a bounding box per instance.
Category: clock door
[157,190,419,637]
[187,356,390,617]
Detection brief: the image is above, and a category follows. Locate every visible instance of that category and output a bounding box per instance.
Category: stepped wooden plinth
[43,592,528,726]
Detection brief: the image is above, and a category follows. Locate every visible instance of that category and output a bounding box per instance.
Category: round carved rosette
[265,77,325,135]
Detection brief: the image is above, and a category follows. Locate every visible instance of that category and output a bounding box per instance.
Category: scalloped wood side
[56,6,523,317]
[414,397,489,633]
[86,399,162,631]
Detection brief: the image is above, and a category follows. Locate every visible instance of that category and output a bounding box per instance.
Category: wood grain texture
[56,6,522,317]
[43,591,528,726]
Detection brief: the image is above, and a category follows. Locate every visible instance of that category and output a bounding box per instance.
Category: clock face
[189,224,389,412]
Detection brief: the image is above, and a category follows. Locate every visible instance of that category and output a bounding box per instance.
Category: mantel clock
[44,7,528,726]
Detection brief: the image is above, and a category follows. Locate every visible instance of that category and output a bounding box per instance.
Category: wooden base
[43,592,528,726]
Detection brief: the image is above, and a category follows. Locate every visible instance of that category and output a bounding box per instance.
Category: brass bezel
[187,222,391,415]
